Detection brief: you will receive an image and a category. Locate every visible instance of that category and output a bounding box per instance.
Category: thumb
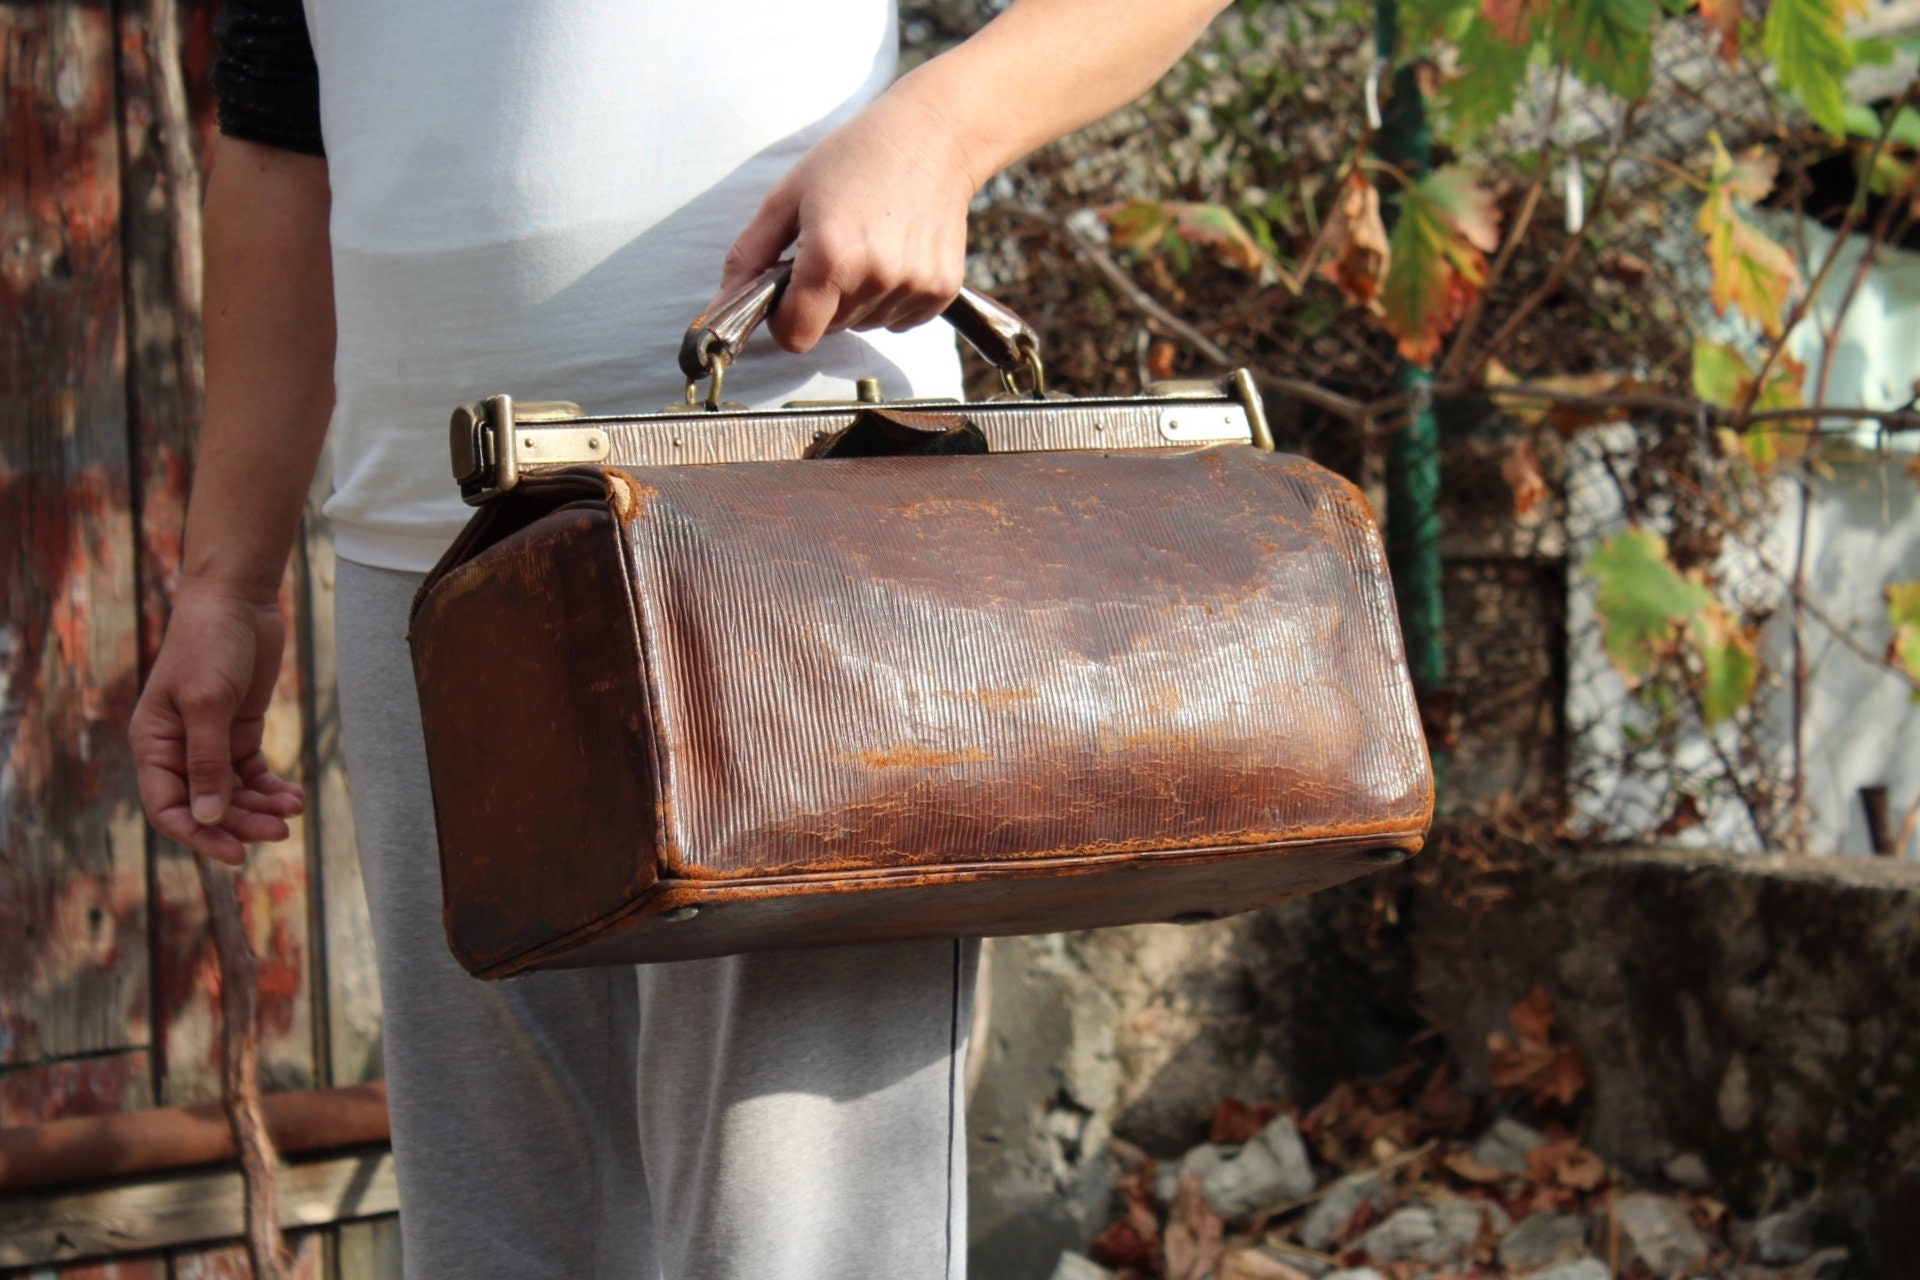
[180,682,239,826]
[719,185,800,297]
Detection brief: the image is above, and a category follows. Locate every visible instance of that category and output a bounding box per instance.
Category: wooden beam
[1,0,152,1079]
[0,1149,398,1269]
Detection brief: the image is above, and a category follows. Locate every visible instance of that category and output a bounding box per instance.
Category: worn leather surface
[411,443,1433,976]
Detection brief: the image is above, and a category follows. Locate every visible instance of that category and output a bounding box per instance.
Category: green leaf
[1888,581,1920,700]
[1585,529,1711,682]
[1099,201,1281,281]
[1764,0,1867,137]
[1697,135,1800,338]
[1691,340,1750,405]
[1692,340,1808,469]
[1550,0,1657,99]
[1690,605,1760,725]
[1868,153,1919,198]
[1853,35,1898,65]
[1379,167,1502,365]
[1844,102,1886,139]
[1396,0,1479,63]
[1891,107,1920,150]
[1438,18,1537,141]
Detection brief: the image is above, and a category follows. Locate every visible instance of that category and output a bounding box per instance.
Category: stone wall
[1407,847,1920,1278]
[966,849,1920,1280]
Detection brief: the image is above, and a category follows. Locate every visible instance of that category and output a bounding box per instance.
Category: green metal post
[1374,0,1446,760]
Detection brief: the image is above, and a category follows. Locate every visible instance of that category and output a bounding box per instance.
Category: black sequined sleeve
[211,0,325,158]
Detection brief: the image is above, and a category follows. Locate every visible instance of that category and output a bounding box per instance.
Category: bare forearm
[893,0,1232,187]
[182,136,335,604]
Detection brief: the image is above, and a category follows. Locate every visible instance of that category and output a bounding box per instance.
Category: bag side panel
[617,446,1432,879]
[409,504,660,974]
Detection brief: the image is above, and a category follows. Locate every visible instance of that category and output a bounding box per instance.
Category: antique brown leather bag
[409,268,1432,978]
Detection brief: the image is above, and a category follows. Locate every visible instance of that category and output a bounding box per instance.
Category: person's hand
[128,578,306,865]
[718,88,983,354]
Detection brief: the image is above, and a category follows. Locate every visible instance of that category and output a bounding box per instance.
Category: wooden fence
[3,3,397,1274]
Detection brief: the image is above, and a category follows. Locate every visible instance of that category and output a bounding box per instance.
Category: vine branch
[1461,102,1642,387]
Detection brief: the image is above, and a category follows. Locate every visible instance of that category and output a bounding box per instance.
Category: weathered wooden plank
[0,0,152,1071]
[0,1150,398,1268]
[10,1255,171,1279]
[0,1051,152,1125]
[168,1230,322,1280]
[331,1216,401,1280]
[300,450,383,1090]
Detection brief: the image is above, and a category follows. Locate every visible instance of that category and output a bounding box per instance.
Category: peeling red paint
[172,1235,322,1280]
[53,1257,170,1280]
[0,1050,149,1124]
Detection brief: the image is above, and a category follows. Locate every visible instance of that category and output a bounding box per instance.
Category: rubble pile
[1055,990,1848,1280]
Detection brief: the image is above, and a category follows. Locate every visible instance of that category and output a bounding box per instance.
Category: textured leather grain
[410,443,1433,977]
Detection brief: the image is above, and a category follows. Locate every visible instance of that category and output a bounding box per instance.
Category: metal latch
[451,395,604,505]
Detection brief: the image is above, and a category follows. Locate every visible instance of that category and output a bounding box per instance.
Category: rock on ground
[1497,1212,1591,1269]
[1661,1151,1713,1190]
[1298,1171,1394,1251]
[1751,1206,1815,1265]
[1426,1197,1510,1262]
[1152,1142,1230,1205]
[1216,1246,1327,1280]
[1353,1206,1439,1263]
[1351,1200,1510,1265]
[1615,1193,1711,1277]
[1470,1116,1548,1176]
[1198,1116,1318,1218]
[1047,1253,1114,1280]
[1534,1261,1609,1280]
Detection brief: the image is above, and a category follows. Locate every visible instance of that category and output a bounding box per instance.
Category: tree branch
[1736,80,1920,425]
[197,861,292,1280]
[1657,464,1920,696]
[1462,102,1641,385]
[1050,215,1375,423]
[1438,65,1565,382]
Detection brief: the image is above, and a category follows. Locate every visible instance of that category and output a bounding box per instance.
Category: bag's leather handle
[678,261,1043,388]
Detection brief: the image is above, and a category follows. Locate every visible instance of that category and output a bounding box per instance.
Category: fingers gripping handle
[678,261,1046,394]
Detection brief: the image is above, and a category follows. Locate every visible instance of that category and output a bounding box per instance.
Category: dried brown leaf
[1164,1175,1226,1280]
[1210,1098,1284,1145]
[1481,0,1552,43]
[1216,1248,1314,1280]
[1503,438,1549,516]
[1655,794,1705,837]
[1487,986,1588,1107]
[1094,1169,1164,1273]
[1510,985,1557,1044]
[1697,0,1742,61]
[1413,1060,1474,1134]
[1444,1149,1514,1184]
[1526,1136,1609,1190]
[1147,339,1179,382]
[1316,173,1391,308]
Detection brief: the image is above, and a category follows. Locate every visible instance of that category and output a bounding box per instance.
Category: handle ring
[684,356,730,411]
[998,343,1048,398]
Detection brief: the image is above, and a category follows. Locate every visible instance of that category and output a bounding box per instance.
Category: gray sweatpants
[335,559,977,1280]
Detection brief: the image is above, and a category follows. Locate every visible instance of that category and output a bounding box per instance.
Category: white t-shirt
[307,0,964,572]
